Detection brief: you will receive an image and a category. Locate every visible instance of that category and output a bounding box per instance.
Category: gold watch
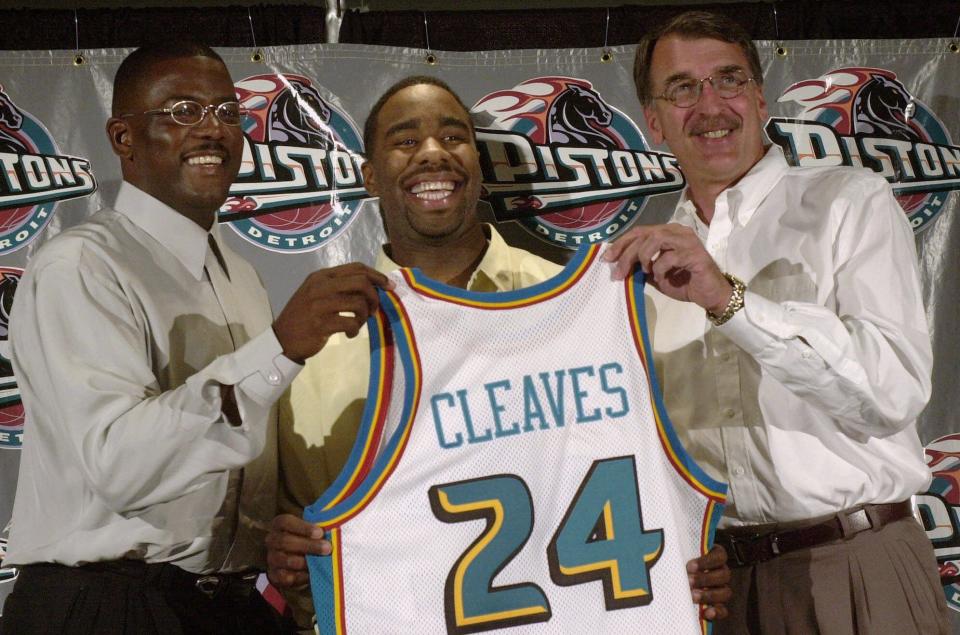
[706,273,746,326]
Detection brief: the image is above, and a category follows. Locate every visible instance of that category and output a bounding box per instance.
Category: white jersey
[306,243,726,635]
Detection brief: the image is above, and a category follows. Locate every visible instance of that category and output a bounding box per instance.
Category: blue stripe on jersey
[405,242,599,309]
[627,268,727,502]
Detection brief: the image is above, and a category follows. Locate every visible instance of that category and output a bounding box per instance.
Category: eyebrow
[662,64,746,86]
[384,115,471,138]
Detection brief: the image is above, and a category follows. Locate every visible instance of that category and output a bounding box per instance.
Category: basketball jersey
[306,243,727,635]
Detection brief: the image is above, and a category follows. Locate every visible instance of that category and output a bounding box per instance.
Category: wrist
[706,273,746,326]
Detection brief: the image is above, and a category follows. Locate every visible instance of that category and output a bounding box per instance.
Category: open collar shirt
[6,182,300,572]
[647,146,933,525]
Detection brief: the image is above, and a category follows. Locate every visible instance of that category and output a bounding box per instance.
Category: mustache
[687,115,741,136]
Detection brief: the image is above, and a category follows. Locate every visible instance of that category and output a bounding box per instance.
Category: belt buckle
[725,531,778,566]
[195,575,223,599]
[725,533,756,567]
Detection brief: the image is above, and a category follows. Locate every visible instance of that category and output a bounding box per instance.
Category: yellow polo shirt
[280,223,562,514]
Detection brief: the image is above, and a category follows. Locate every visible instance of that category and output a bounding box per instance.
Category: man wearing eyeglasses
[1,42,388,635]
[604,11,949,635]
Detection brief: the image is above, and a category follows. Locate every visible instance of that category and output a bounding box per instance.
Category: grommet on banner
[772,2,787,57]
[423,13,438,65]
[248,8,265,63]
[600,9,613,62]
[950,15,960,53]
[72,10,86,66]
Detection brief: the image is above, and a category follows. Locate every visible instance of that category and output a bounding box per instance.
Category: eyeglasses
[122,100,246,126]
[655,69,756,108]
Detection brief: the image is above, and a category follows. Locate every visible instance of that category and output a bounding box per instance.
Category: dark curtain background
[0,1,958,51]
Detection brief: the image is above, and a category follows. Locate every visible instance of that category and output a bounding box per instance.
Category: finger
[695,545,728,572]
[688,567,731,590]
[270,514,325,539]
[701,603,729,622]
[318,313,369,340]
[603,226,647,262]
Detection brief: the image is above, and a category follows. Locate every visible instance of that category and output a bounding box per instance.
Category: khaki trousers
[716,516,950,635]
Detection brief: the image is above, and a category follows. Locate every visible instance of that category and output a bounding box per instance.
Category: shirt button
[731,465,745,477]
[724,408,736,419]
[721,353,732,363]
[266,371,281,385]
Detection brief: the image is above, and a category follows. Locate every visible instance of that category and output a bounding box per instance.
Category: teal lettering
[430,393,463,449]
[485,380,519,438]
[539,370,566,427]
[599,362,629,418]
[522,374,549,432]
[459,389,492,444]
[569,366,601,423]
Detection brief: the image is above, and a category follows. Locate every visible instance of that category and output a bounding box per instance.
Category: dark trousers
[1,561,292,635]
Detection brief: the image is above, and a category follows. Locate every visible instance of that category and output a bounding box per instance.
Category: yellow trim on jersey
[322,310,392,512]
[404,243,600,310]
[321,293,424,528]
[625,279,727,503]
[436,490,550,627]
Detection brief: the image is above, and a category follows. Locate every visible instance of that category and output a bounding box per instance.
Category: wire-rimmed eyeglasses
[120,100,246,126]
[655,69,756,108]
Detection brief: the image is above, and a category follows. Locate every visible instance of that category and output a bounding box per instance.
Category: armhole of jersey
[305,287,423,528]
[624,270,728,513]
[307,287,423,635]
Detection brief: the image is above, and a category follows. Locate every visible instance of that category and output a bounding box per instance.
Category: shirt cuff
[233,329,303,405]
[714,290,787,355]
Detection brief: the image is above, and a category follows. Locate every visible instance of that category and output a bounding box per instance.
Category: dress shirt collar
[113,182,217,281]
[674,145,789,230]
[375,223,518,292]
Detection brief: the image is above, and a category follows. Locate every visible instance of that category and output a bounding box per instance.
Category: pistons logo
[0,537,18,586]
[917,433,960,611]
[220,74,367,253]
[472,77,684,249]
[0,267,22,449]
[767,68,958,232]
[0,85,97,256]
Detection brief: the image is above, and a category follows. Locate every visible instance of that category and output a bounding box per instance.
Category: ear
[106,117,133,160]
[755,85,769,121]
[361,158,379,197]
[643,105,664,145]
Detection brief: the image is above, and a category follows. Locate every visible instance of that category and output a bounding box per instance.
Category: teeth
[187,155,223,165]
[701,130,730,139]
[410,180,455,198]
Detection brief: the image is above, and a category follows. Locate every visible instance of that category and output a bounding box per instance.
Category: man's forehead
[652,35,749,73]
[141,56,234,93]
[379,85,470,130]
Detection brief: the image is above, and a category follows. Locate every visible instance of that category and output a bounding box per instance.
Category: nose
[415,135,450,164]
[694,79,725,112]
[193,106,225,136]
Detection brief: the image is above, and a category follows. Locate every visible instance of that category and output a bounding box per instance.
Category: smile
[409,180,456,200]
[186,155,224,166]
[700,129,731,139]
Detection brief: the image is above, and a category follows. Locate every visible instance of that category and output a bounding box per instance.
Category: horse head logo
[267,78,334,148]
[0,85,27,154]
[548,83,616,148]
[0,271,19,369]
[853,74,920,142]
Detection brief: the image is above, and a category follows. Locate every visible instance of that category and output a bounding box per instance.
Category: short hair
[362,75,474,158]
[112,42,226,116]
[633,11,763,106]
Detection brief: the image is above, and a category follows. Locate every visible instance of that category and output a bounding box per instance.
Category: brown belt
[715,500,914,568]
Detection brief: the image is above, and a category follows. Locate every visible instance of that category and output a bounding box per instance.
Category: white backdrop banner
[0,40,958,626]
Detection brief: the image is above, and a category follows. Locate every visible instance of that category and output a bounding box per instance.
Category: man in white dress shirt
[605,10,950,635]
[1,42,388,634]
